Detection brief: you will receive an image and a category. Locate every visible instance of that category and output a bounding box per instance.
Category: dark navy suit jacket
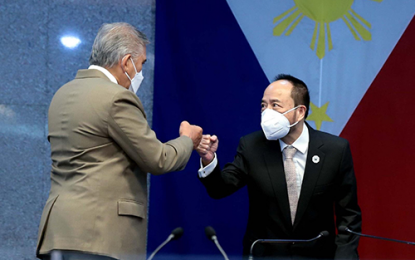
[200,125,361,259]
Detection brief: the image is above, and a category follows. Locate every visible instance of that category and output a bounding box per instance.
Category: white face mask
[261,106,301,140]
[124,57,144,94]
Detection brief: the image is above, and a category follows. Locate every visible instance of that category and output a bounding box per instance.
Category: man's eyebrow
[262,99,281,103]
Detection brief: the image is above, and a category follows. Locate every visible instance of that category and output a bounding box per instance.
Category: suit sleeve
[334,141,362,259]
[107,91,193,175]
[199,136,249,199]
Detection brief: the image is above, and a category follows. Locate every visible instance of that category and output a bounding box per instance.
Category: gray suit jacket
[37,69,193,260]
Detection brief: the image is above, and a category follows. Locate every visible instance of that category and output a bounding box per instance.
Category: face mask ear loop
[282,105,299,115]
[122,56,138,77]
[121,56,133,82]
[289,120,300,128]
[288,106,305,127]
[130,57,138,73]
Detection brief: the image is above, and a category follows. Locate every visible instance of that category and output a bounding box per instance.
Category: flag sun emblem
[273,0,383,59]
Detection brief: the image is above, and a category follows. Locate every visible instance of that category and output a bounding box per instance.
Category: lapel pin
[312,155,320,164]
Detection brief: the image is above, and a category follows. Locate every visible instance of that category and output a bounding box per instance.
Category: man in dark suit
[196,74,361,259]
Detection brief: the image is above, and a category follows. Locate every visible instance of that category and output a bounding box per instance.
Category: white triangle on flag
[227,0,415,135]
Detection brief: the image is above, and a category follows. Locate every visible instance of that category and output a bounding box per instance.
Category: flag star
[306,102,333,130]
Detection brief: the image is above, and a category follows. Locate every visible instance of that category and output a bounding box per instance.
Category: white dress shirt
[198,123,309,196]
[88,65,118,84]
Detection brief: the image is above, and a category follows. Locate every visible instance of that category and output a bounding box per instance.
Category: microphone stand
[212,236,230,260]
[340,226,415,246]
[205,226,230,260]
[147,234,174,260]
[249,232,328,260]
[147,227,183,260]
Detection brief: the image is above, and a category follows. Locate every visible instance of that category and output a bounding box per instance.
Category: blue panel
[150,0,269,258]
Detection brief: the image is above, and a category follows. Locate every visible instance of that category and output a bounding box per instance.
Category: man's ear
[120,54,132,73]
[298,105,307,120]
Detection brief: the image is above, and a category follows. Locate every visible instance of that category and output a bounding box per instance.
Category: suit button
[292,242,295,245]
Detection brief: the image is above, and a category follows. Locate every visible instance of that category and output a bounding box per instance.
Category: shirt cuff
[198,154,217,178]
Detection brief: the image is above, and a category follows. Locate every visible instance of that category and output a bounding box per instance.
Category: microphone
[205,226,230,260]
[249,231,329,260]
[147,227,184,260]
[339,226,415,245]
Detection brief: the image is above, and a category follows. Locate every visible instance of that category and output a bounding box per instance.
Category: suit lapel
[293,126,325,229]
[262,140,293,229]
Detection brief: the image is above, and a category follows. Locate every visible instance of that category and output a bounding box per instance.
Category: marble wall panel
[46,0,156,124]
[0,104,50,259]
[0,0,156,258]
[0,0,49,106]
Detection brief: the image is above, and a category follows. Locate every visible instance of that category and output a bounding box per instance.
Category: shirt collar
[279,123,309,154]
[88,65,118,84]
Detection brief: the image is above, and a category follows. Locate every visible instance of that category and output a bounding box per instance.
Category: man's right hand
[179,121,203,150]
[196,134,219,166]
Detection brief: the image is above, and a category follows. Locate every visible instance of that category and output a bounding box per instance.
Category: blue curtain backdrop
[148,0,269,258]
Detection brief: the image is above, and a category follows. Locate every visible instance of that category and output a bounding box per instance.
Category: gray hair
[89,22,149,68]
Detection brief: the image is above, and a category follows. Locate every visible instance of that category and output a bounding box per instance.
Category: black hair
[274,74,310,118]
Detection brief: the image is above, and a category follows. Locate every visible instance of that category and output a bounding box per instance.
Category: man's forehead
[261,81,294,106]
[264,81,292,95]
[277,79,291,85]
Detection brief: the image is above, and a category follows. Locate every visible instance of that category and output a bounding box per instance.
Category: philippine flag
[149,1,415,259]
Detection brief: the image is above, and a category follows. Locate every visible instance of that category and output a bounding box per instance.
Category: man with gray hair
[36,22,202,260]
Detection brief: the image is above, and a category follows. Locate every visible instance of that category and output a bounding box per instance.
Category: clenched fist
[196,134,219,166]
[179,121,203,149]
